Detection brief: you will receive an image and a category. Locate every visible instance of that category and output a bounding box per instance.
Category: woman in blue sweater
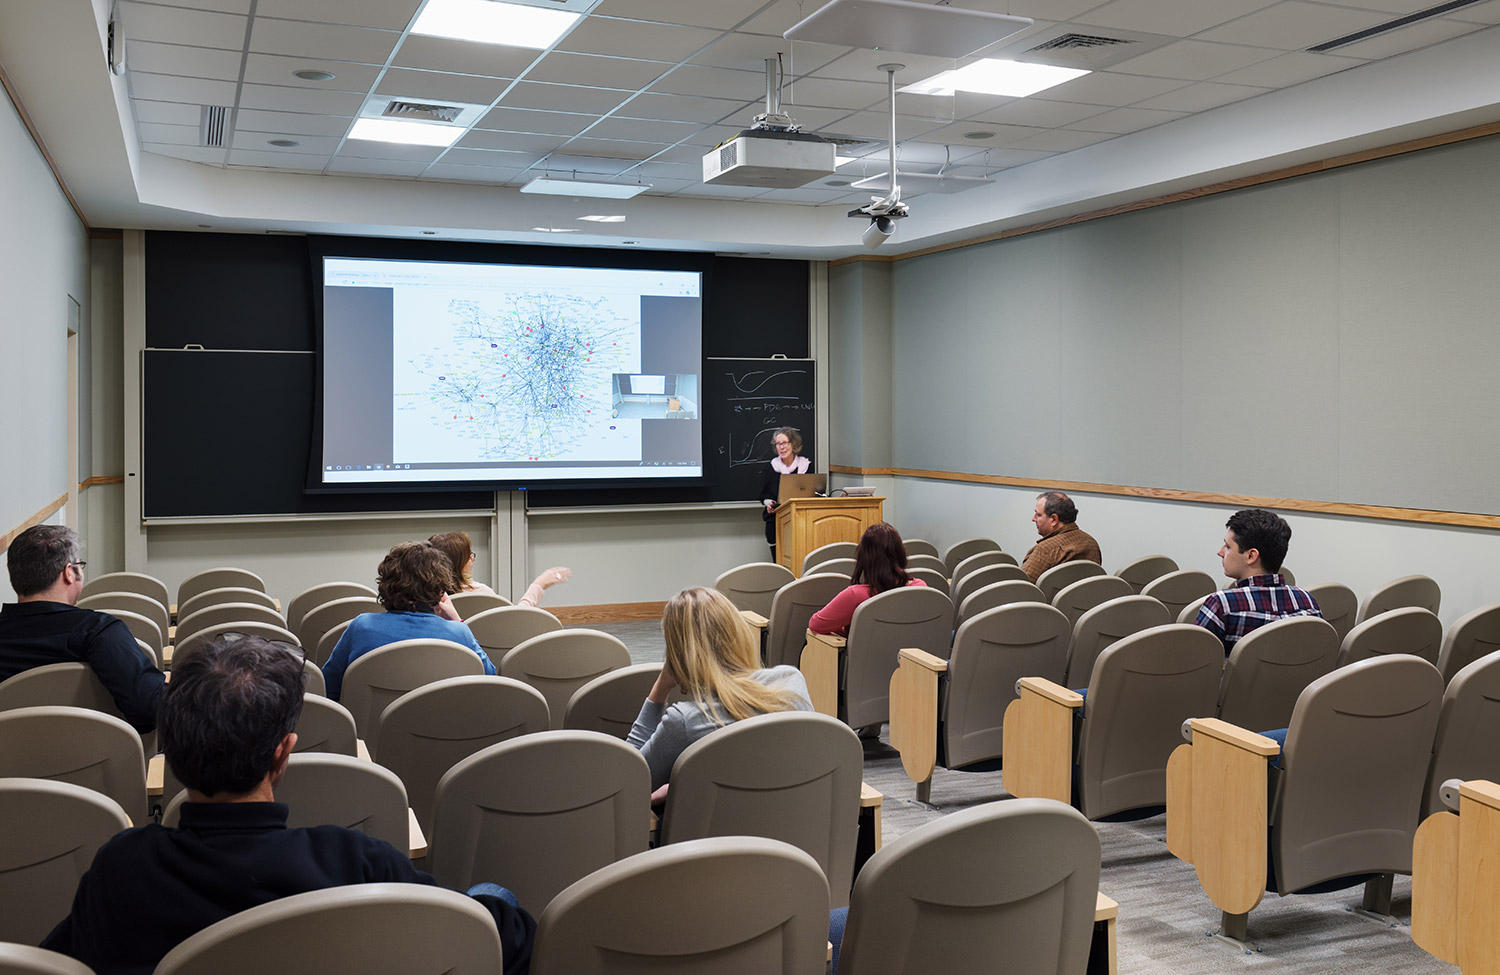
[322,540,493,701]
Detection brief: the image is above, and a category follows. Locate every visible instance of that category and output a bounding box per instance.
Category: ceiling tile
[254,0,419,30]
[583,115,705,142]
[773,105,858,130]
[591,0,771,30]
[804,48,955,84]
[326,158,432,177]
[128,72,239,105]
[242,53,382,91]
[142,144,229,163]
[777,76,887,111]
[248,17,400,63]
[558,137,666,160]
[556,17,720,61]
[690,32,849,73]
[230,131,343,154]
[757,186,853,202]
[138,121,203,146]
[1209,50,1364,85]
[670,183,772,199]
[620,92,747,123]
[119,3,247,49]
[1065,105,1188,133]
[963,98,1112,127]
[1324,17,1480,58]
[738,0,823,36]
[532,152,638,175]
[438,147,545,168]
[132,99,205,125]
[1133,80,1268,112]
[820,110,949,141]
[1196,2,1388,49]
[500,81,631,114]
[1008,128,1117,151]
[1033,71,1187,106]
[1078,0,1281,37]
[376,68,510,104]
[913,121,1049,147]
[954,0,1104,21]
[226,148,331,169]
[124,40,243,80]
[235,109,354,136]
[457,130,569,153]
[238,83,366,114]
[635,160,701,178]
[391,35,543,77]
[951,146,1056,169]
[1445,0,1500,23]
[649,144,715,164]
[1109,39,1280,80]
[525,52,673,89]
[638,177,698,194]
[677,124,742,147]
[337,141,448,162]
[1315,0,1463,12]
[649,64,769,101]
[422,163,527,182]
[475,107,597,135]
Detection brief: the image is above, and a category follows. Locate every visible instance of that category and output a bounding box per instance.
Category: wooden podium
[775,497,884,576]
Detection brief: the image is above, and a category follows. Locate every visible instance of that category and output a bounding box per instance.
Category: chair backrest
[661,711,863,907]
[464,605,564,663]
[1278,565,1297,586]
[314,620,353,668]
[302,658,326,696]
[0,943,99,975]
[176,587,281,624]
[173,621,301,668]
[1438,601,1500,684]
[134,639,160,670]
[76,592,170,648]
[0,661,121,718]
[944,604,1071,771]
[291,694,358,757]
[905,554,947,575]
[1140,569,1218,622]
[1065,595,1172,688]
[448,591,512,620]
[0,778,132,946]
[906,566,950,595]
[98,608,163,655]
[1357,573,1441,625]
[943,538,1003,575]
[532,837,829,975]
[80,571,169,611]
[1217,616,1340,732]
[1272,656,1443,894]
[428,730,650,909]
[275,752,410,852]
[174,602,288,648]
[764,573,850,669]
[285,581,377,635]
[153,883,503,975]
[902,538,939,558]
[1114,555,1179,595]
[373,675,550,835]
[845,587,953,729]
[500,630,632,730]
[816,557,857,578]
[1077,625,1223,820]
[950,550,1016,592]
[177,567,267,609]
[1422,650,1500,818]
[1051,575,1133,627]
[0,706,147,822]
[296,595,383,657]
[802,541,856,575]
[341,639,487,739]
[836,798,1100,975]
[713,561,795,617]
[1035,560,1107,602]
[1175,594,1210,625]
[1337,606,1444,668]
[955,579,1047,631]
[563,663,664,738]
[1304,582,1358,643]
[951,562,1030,610]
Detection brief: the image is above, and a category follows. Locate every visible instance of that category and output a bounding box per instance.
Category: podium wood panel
[776,497,884,576]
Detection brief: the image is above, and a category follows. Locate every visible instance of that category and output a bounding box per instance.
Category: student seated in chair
[1194,508,1321,654]
[428,531,570,606]
[42,634,535,975]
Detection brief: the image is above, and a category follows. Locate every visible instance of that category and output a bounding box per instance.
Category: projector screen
[320,257,703,487]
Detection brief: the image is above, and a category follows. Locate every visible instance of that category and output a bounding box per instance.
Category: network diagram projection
[320,257,703,487]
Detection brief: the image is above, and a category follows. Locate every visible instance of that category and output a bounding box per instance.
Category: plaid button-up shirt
[1194,574,1322,653]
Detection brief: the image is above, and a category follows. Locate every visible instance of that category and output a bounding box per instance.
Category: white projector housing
[702,129,837,188]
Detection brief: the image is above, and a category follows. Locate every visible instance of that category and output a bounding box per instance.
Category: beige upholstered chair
[955,579,1047,632]
[0,705,147,823]
[1337,606,1443,667]
[950,562,1031,611]
[1035,561,1107,603]
[447,591,511,620]
[660,711,863,907]
[764,573,848,670]
[499,629,631,730]
[153,884,503,975]
[176,567,266,610]
[80,571,170,614]
[943,538,1003,576]
[905,554,947,575]
[1051,575,1133,628]
[1217,616,1340,733]
[272,753,410,852]
[1176,594,1210,625]
[712,561,795,617]
[428,730,650,911]
[816,557,856,579]
[340,639,486,739]
[76,592,170,650]
[563,663,665,738]
[801,541,856,575]
[902,538,939,558]
[0,778,132,946]
[891,603,1071,802]
[906,566,950,596]
[173,622,300,669]
[291,694,358,757]
[176,587,280,623]
[1412,777,1500,971]
[96,609,163,658]
[1304,582,1358,643]
[1065,595,1171,689]
[836,799,1101,975]
[1357,573,1441,625]
[285,582,376,637]
[301,659,326,696]
[1437,600,1500,684]
[373,675,550,835]
[174,602,287,648]
[1141,569,1218,623]
[296,596,382,661]
[315,621,353,669]
[465,605,563,668]
[1114,555,1179,594]
[0,661,157,757]
[950,550,1017,593]
[0,943,99,975]
[1422,650,1500,817]
[532,837,829,975]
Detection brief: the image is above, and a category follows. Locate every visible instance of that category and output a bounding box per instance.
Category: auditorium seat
[1304,582,1358,643]
[942,538,1003,576]
[902,538,939,558]
[906,566,950,596]
[954,579,1047,632]
[1422,650,1500,818]
[296,595,382,660]
[1051,575,1133,628]
[340,640,486,739]
[1114,555,1178,594]
[499,630,631,731]
[563,664,664,738]
[447,591,511,620]
[464,605,563,669]
[1064,596,1171,689]
[1412,777,1500,969]
[176,587,280,623]
[176,567,267,612]
[1141,569,1218,623]
[174,602,287,649]
[1175,594,1210,625]
[285,582,376,637]
[1035,561,1107,603]
[1436,600,1500,684]
[1357,573,1441,625]
[0,706,147,823]
[291,694,358,757]
[712,561,794,618]
[950,562,1031,611]
[0,942,99,975]
[0,662,157,757]
[173,622,300,669]
[76,592,170,651]
[904,554,947,575]
[1337,606,1443,667]
[763,574,848,670]
[314,621,352,669]
[79,571,169,616]
[1216,616,1340,733]
[815,557,856,579]
[801,541,856,576]
[94,608,163,659]
[950,550,1016,593]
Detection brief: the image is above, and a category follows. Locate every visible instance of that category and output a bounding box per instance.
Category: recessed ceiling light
[825,180,852,187]
[903,59,1089,98]
[531,227,580,233]
[294,69,336,82]
[578,214,627,223]
[411,0,579,50]
[622,240,639,245]
[520,176,650,199]
[348,117,463,147]
[421,231,437,235]
[963,131,996,140]
[267,138,301,148]
[197,224,212,228]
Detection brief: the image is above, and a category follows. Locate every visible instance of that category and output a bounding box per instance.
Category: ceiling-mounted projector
[703,56,837,189]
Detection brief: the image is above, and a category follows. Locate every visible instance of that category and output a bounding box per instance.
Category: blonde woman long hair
[663,587,801,726]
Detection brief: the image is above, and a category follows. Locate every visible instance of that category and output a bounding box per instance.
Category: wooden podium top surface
[778,496,886,508]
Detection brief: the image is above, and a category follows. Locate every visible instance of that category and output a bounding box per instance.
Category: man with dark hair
[1021,491,1102,582]
[42,635,535,975]
[1194,508,1322,654]
[0,525,164,731]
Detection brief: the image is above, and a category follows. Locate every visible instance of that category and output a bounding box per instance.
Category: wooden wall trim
[830,119,1500,268]
[0,59,89,231]
[549,601,666,625]
[0,493,70,554]
[827,465,1500,531]
[79,475,125,491]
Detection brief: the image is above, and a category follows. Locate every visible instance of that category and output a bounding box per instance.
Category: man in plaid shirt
[1194,508,1322,653]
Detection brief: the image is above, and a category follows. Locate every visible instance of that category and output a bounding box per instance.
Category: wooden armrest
[273,597,282,612]
[649,809,659,832]
[999,678,1081,804]
[1413,779,1500,966]
[408,807,427,859]
[169,603,177,617]
[859,781,883,853]
[739,610,768,630]
[859,782,883,807]
[800,631,843,717]
[356,739,371,762]
[897,647,948,672]
[1187,717,1279,756]
[1094,892,1119,975]
[1016,676,1082,708]
[147,753,164,796]
[806,628,845,648]
[163,645,174,668]
[890,650,944,799]
[1461,779,1500,811]
[1094,891,1117,922]
[167,625,177,642]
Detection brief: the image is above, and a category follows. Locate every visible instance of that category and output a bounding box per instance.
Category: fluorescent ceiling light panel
[902,59,1089,98]
[531,227,580,232]
[578,214,627,222]
[785,0,1031,60]
[520,177,649,199]
[852,171,994,194]
[348,117,463,147]
[834,155,858,168]
[411,0,580,50]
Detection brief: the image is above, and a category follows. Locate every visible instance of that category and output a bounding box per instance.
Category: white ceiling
[3,0,1500,256]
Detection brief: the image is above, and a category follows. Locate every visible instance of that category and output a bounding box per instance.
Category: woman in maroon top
[808,522,927,636]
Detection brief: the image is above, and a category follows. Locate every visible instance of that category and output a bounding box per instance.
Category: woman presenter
[759,426,812,559]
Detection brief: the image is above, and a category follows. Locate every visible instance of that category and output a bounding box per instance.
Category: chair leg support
[916,777,931,804]
[1220,911,1249,943]
[1362,873,1394,914]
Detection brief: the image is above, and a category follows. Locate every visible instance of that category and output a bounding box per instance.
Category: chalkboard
[705,359,817,499]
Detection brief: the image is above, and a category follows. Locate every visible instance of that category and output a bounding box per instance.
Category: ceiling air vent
[199,105,229,147]
[382,100,464,123]
[1308,0,1488,52]
[1023,32,1136,66]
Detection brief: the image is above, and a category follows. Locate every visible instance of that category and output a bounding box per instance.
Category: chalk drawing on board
[720,367,815,468]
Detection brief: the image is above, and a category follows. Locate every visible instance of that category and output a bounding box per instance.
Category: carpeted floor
[582,618,1455,974]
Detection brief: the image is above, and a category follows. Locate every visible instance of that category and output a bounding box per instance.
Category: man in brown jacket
[1021,491,1102,582]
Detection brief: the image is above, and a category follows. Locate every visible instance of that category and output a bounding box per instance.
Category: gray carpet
[581,619,1455,974]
